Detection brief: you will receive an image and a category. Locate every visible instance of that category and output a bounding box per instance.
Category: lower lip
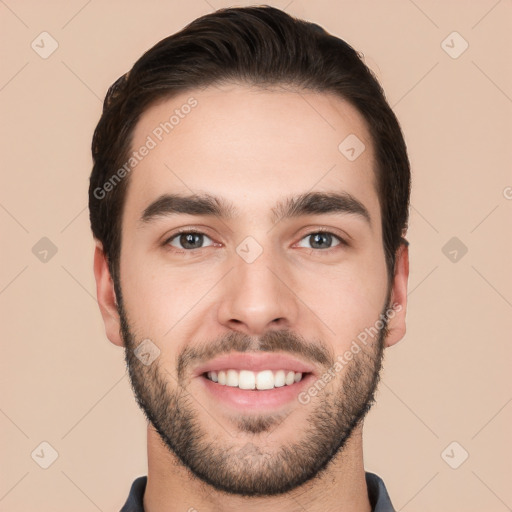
[198,373,314,411]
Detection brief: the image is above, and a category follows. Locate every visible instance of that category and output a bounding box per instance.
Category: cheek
[119,250,218,337]
[296,251,388,349]
[313,274,386,350]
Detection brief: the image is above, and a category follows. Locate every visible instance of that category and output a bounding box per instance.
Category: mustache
[176,329,334,382]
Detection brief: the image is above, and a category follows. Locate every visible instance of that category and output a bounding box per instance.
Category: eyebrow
[140,191,371,227]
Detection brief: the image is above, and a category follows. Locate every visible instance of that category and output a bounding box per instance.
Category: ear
[93,241,124,347]
[384,240,409,348]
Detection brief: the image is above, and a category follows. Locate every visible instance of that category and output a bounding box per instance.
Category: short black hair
[89,5,410,285]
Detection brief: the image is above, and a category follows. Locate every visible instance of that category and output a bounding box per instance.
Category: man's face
[108,84,402,496]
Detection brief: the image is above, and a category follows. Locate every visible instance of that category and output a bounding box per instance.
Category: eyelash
[163,228,348,254]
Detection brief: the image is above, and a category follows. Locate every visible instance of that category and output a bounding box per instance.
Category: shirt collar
[120,472,396,511]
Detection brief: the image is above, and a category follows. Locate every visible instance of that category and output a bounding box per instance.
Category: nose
[216,245,300,336]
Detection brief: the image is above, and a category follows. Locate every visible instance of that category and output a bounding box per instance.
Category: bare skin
[94,83,409,512]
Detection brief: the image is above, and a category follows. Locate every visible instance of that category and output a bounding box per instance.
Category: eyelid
[163,228,216,248]
[297,226,349,245]
[161,224,216,240]
[295,228,348,249]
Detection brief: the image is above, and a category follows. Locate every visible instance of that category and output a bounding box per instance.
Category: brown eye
[167,231,213,250]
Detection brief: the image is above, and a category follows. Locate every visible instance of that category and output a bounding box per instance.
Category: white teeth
[226,369,238,387]
[274,370,286,387]
[206,369,306,389]
[256,370,274,390]
[238,370,256,390]
[285,371,295,386]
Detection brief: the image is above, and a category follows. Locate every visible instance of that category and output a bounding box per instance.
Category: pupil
[312,233,330,249]
[182,233,202,249]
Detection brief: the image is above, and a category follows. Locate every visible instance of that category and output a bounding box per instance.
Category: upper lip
[193,352,317,378]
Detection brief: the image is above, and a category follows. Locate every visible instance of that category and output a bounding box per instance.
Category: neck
[143,424,371,512]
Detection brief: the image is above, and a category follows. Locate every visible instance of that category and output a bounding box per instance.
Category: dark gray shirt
[120,471,396,511]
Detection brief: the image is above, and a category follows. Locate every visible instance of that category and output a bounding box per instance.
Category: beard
[118,290,391,497]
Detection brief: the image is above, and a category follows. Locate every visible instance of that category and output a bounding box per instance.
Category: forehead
[124,83,379,225]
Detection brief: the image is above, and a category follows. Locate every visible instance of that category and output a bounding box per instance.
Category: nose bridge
[216,236,298,334]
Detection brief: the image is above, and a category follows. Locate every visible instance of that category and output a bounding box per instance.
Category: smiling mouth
[203,369,311,390]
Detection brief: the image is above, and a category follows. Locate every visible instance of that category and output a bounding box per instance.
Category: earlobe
[93,241,124,347]
[384,241,409,348]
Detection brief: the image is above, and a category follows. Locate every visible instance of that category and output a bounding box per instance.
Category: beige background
[1,0,511,510]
